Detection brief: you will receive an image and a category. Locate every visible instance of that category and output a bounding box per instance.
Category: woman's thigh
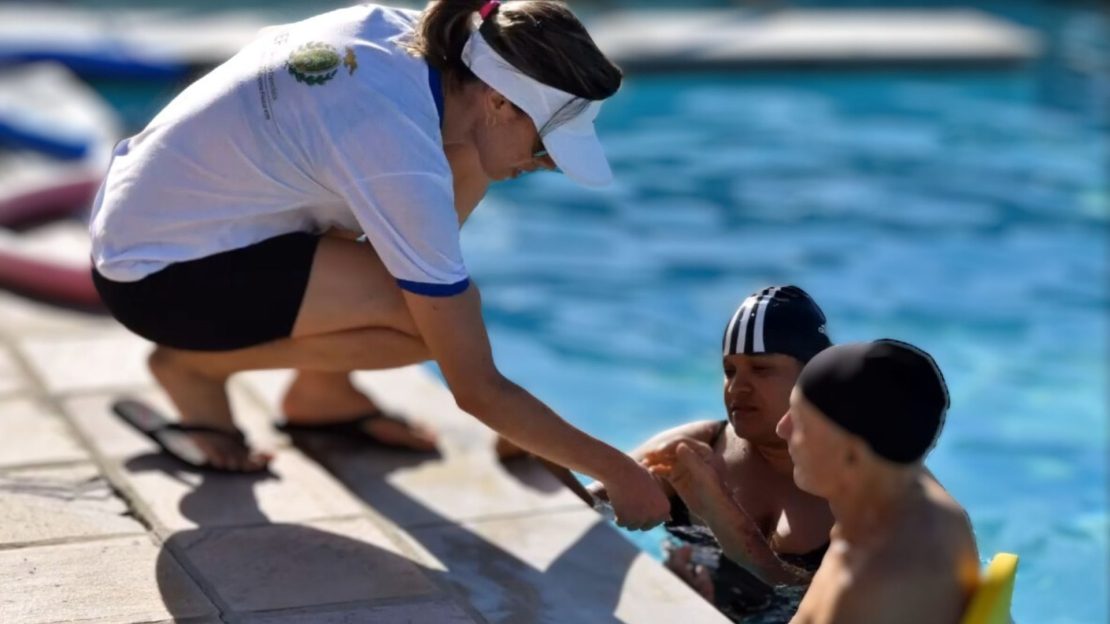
[291,236,418,339]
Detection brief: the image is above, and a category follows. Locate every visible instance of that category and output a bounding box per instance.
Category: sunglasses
[532,135,549,161]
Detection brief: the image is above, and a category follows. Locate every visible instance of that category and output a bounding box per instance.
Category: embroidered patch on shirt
[287,42,342,86]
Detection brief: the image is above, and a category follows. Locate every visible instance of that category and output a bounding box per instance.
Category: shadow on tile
[290,437,640,624]
[130,433,662,623]
[128,453,472,621]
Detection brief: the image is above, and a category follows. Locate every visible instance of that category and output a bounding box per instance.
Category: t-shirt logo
[287,42,355,86]
[343,48,359,75]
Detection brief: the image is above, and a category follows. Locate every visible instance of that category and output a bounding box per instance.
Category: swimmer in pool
[778,339,980,624]
[593,285,836,621]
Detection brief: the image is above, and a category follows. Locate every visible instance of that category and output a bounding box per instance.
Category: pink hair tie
[478,0,501,21]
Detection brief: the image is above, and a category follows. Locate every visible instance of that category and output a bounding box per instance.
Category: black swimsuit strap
[666,420,730,529]
[781,541,831,571]
[710,419,729,446]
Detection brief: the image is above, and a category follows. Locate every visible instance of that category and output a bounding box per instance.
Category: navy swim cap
[723,285,831,363]
[797,339,950,464]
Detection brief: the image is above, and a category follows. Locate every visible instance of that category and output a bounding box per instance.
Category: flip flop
[276,411,434,452]
[112,398,250,472]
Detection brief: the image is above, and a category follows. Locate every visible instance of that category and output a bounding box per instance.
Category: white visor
[461,26,613,187]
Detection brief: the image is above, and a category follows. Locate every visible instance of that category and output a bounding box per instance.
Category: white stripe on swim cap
[752,286,780,353]
[734,292,760,354]
[723,298,747,356]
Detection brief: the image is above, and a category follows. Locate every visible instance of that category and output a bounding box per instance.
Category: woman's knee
[294,237,420,337]
[147,345,232,381]
[147,345,193,372]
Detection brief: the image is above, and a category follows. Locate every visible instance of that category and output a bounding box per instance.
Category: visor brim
[542,124,613,188]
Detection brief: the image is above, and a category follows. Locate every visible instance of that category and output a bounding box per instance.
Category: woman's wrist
[587,445,641,485]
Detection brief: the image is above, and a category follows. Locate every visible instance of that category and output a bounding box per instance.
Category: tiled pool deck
[0,227,726,624]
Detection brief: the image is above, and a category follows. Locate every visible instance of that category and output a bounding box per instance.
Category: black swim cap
[797,339,950,464]
[722,285,831,363]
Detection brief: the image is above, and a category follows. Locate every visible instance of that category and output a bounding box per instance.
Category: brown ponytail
[404,0,486,81]
[404,0,622,102]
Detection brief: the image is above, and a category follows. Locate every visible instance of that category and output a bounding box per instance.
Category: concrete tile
[237,366,498,453]
[63,390,165,460]
[0,347,28,397]
[0,464,144,546]
[350,367,504,451]
[0,397,89,468]
[63,390,363,533]
[169,518,439,614]
[309,443,585,529]
[240,366,585,527]
[409,509,728,624]
[238,598,478,623]
[121,449,368,533]
[0,535,219,624]
[17,331,155,395]
[0,291,119,340]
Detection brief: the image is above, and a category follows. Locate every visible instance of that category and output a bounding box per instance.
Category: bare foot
[281,371,437,452]
[147,348,271,472]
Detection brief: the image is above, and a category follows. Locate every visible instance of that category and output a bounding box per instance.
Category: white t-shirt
[89,4,468,296]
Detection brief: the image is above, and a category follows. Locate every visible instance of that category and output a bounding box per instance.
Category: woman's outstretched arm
[401,284,672,530]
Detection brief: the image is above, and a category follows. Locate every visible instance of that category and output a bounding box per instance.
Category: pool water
[462,21,1107,624]
[82,1,1107,622]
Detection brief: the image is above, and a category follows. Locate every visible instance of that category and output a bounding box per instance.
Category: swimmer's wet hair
[797,339,949,464]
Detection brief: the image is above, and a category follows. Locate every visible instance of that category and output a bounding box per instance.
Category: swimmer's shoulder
[921,476,979,559]
[633,419,725,452]
[691,418,730,445]
[926,488,981,592]
[857,494,978,622]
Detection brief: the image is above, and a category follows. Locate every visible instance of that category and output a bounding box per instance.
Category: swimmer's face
[723,353,802,444]
[473,88,557,182]
[778,387,849,496]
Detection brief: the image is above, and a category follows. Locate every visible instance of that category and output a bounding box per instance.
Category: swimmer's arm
[627,420,725,463]
[703,498,812,586]
[587,420,723,501]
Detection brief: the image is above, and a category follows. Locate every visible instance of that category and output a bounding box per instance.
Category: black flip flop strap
[279,411,389,432]
[163,422,246,444]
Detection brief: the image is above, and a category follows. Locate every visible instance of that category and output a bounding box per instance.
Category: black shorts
[92,232,320,351]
